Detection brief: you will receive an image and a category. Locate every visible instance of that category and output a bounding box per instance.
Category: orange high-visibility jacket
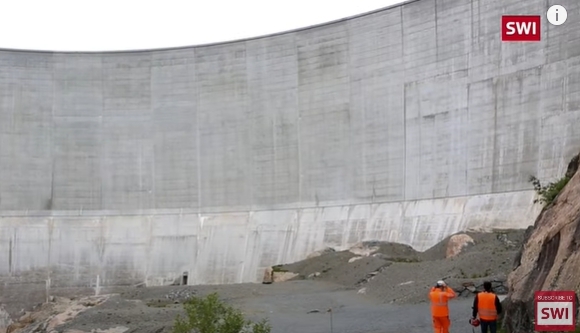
[429,286,457,317]
[477,292,498,321]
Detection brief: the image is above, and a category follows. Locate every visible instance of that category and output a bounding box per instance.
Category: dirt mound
[276,241,420,287]
[274,229,526,304]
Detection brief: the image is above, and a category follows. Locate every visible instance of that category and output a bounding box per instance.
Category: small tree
[173,292,271,333]
[529,175,570,206]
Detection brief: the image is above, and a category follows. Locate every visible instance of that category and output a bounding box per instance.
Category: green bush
[271,265,287,273]
[173,292,271,333]
[529,175,570,206]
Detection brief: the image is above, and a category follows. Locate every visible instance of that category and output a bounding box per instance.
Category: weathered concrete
[0,0,579,286]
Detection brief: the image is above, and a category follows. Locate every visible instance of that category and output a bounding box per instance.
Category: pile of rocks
[354,261,393,287]
[164,288,196,301]
[270,229,524,305]
[452,279,508,297]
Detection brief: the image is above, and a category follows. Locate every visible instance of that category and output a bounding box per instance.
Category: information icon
[547,5,567,26]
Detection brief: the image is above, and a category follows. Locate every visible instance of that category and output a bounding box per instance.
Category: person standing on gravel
[471,281,502,333]
[429,280,456,333]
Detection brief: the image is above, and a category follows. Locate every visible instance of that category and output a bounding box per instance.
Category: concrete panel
[150,49,199,209]
[296,22,353,204]
[401,0,438,82]
[195,43,252,209]
[347,10,405,202]
[0,52,54,210]
[245,35,300,207]
[0,0,579,286]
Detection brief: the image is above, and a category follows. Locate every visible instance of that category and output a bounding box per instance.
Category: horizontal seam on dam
[0,189,536,217]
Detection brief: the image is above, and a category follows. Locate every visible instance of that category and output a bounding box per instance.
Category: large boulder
[272,272,299,282]
[503,153,580,333]
[445,234,475,258]
[262,267,273,284]
[349,242,380,257]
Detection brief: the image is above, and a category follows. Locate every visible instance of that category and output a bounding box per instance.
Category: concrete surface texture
[0,0,579,286]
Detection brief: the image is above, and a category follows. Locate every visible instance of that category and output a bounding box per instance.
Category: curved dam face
[0,0,579,286]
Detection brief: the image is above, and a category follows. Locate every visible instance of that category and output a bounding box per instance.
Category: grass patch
[529,175,571,206]
[271,265,288,273]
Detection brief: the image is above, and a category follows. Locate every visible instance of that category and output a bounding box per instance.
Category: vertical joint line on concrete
[100,56,105,210]
[194,50,202,211]
[273,99,277,203]
[295,34,302,204]
[491,80,499,193]
[434,0,439,62]
[470,0,475,43]
[148,56,155,209]
[50,57,56,211]
[244,42,254,209]
[401,6,407,201]
[465,84,470,189]
[345,22,357,198]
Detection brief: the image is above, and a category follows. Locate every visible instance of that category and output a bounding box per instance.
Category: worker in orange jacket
[429,280,457,333]
[472,281,502,333]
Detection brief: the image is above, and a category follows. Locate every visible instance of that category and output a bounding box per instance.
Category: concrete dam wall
[0,0,579,286]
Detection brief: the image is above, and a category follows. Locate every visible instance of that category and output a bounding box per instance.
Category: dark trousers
[480,319,497,333]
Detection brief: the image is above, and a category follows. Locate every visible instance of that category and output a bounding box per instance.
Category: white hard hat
[437,280,446,286]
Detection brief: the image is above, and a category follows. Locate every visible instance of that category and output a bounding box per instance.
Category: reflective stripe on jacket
[429,286,456,317]
[477,292,498,320]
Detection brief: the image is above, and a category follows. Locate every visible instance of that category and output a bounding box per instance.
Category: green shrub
[173,292,271,333]
[271,265,287,273]
[529,175,570,206]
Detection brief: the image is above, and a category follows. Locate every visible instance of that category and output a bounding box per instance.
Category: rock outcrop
[503,153,580,333]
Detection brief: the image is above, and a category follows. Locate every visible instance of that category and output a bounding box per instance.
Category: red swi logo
[501,15,541,41]
[535,291,577,331]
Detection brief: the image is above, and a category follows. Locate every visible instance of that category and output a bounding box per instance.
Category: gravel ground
[363,249,516,304]
[52,281,476,333]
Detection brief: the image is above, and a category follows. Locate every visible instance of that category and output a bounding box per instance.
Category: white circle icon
[547,5,567,25]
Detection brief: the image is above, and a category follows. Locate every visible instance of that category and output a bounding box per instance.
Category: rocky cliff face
[503,154,580,333]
